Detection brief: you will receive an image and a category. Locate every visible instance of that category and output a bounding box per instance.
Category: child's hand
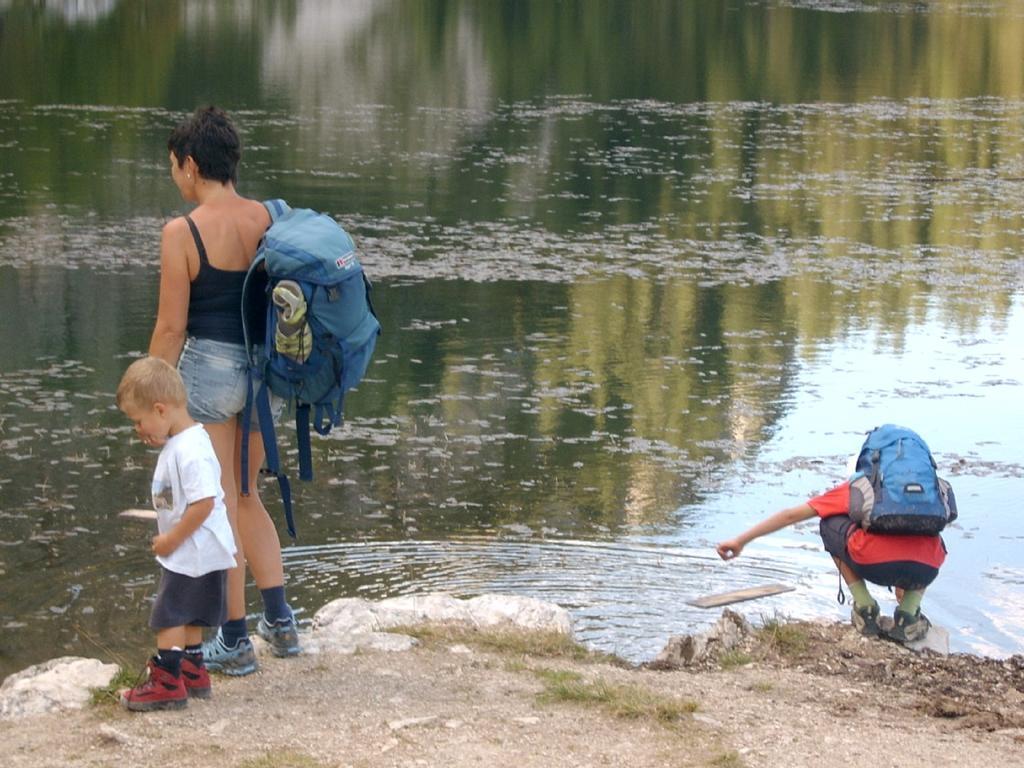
[716,539,744,560]
[151,533,178,557]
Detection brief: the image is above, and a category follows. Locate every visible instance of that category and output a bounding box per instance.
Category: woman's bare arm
[148,218,191,365]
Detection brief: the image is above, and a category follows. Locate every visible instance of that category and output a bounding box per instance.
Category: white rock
[906,624,950,656]
[374,594,474,628]
[312,598,382,634]
[0,656,119,719]
[692,713,723,728]
[207,718,232,736]
[652,609,752,668]
[465,594,573,633]
[387,715,438,731]
[513,716,540,725]
[97,724,133,745]
[878,616,951,656]
[311,593,573,656]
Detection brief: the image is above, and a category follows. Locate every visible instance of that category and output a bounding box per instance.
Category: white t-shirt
[151,424,237,577]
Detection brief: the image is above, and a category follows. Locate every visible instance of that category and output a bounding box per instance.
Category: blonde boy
[116,357,236,711]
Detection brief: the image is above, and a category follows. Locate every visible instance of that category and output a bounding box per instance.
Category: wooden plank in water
[119,508,158,521]
[687,583,794,609]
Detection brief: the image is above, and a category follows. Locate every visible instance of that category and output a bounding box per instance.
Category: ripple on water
[280,537,807,661]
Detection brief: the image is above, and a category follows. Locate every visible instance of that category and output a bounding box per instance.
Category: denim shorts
[178,337,281,428]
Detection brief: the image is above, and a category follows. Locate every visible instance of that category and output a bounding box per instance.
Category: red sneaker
[181,656,212,699]
[121,659,187,712]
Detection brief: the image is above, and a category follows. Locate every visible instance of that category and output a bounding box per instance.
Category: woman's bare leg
[234,424,284,590]
[204,418,247,621]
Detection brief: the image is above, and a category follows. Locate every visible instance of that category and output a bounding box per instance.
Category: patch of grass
[756,615,808,657]
[534,667,584,686]
[747,680,774,693]
[389,623,626,665]
[89,666,137,707]
[718,649,753,669]
[236,751,327,768]
[503,658,529,673]
[533,667,697,725]
[709,751,745,767]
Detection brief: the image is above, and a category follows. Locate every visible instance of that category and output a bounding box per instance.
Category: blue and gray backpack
[240,199,381,539]
[848,424,957,535]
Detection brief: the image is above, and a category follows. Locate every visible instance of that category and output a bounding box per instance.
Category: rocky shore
[2,594,1022,768]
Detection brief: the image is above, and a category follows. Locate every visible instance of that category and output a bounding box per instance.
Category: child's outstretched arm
[152,497,214,558]
[716,503,817,560]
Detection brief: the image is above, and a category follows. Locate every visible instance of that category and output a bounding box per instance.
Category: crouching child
[116,356,237,710]
[716,425,957,643]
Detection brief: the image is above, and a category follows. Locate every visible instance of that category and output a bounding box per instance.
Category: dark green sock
[849,580,875,610]
[898,589,923,616]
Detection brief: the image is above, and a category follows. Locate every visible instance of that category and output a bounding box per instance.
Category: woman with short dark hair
[149,106,299,676]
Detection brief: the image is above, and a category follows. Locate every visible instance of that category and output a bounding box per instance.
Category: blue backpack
[848,424,957,535]
[240,199,381,539]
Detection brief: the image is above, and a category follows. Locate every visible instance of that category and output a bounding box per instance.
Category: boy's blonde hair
[116,356,187,411]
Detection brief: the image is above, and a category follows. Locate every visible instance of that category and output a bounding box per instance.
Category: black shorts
[819,515,939,591]
[149,566,228,630]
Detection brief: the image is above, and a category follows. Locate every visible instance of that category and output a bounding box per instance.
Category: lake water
[1,0,1023,677]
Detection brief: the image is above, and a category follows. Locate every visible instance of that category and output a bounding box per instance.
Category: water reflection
[2,0,1024,676]
[0,273,804,672]
[9,0,1024,110]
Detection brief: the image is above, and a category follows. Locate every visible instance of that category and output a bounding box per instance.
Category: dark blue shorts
[819,515,939,591]
[149,567,228,630]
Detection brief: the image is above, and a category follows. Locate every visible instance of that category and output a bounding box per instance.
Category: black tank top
[184,215,247,345]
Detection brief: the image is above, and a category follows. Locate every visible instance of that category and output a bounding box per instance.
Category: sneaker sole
[122,697,188,712]
[266,651,299,663]
[264,643,301,658]
[888,628,930,644]
[886,614,931,644]
[205,662,257,676]
[186,686,212,699]
[257,626,302,658]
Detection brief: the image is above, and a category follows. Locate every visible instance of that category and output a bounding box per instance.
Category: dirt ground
[3,620,1023,768]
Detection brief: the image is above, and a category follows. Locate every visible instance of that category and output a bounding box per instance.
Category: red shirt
[807,483,946,568]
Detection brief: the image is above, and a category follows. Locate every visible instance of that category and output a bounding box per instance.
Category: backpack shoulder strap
[241,377,297,541]
[263,199,292,222]
[240,252,267,362]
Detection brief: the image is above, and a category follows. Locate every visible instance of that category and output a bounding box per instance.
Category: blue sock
[221,618,249,647]
[260,586,290,624]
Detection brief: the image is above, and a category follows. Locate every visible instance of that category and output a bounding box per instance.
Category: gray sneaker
[851,602,881,637]
[257,613,301,658]
[887,608,931,644]
[201,630,258,676]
